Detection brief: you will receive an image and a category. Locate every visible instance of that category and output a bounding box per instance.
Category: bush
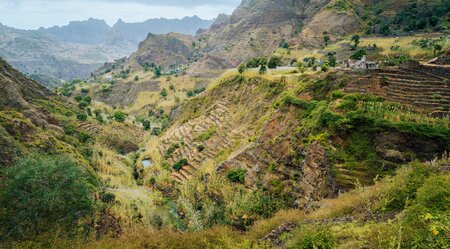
[197,144,205,152]
[77,131,91,143]
[64,124,76,135]
[78,100,89,109]
[160,88,168,98]
[113,111,127,122]
[238,63,246,74]
[0,155,96,240]
[402,173,450,248]
[350,49,367,60]
[268,56,282,69]
[134,75,139,81]
[76,113,87,121]
[289,226,335,249]
[226,168,247,183]
[173,158,188,171]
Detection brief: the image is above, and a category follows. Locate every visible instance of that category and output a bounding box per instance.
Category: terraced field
[344,64,450,112]
[157,77,283,182]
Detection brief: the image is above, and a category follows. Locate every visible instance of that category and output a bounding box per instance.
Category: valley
[0,0,449,248]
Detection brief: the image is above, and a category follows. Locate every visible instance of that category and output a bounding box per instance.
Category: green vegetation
[195,126,217,141]
[226,168,247,183]
[0,155,96,241]
[113,111,127,122]
[173,158,188,171]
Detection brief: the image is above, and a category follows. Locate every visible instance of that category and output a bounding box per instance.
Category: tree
[160,88,168,98]
[434,44,443,55]
[134,75,139,81]
[323,35,331,46]
[303,57,317,68]
[326,52,337,67]
[238,63,246,74]
[153,66,162,78]
[351,35,360,49]
[77,113,87,121]
[268,56,282,69]
[113,111,127,122]
[259,65,267,74]
[350,49,367,60]
[0,155,96,240]
[246,57,261,68]
[296,61,306,73]
[321,63,330,72]
[141,119,151,131]
[226,168,247,183]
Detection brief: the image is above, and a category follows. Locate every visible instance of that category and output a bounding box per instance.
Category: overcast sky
[0,0,241,30]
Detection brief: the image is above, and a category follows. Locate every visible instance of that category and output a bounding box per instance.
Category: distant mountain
[38,18,112,45]
[0,16,214,86]
[37,16,213,46]
[113,16,213,44]
[0,23,132,85]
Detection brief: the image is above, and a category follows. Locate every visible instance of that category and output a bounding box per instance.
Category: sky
[0,0,242,30]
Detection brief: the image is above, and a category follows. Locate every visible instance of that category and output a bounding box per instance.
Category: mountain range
[0,16,213,87]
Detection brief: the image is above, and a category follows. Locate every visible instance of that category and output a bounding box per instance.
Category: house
[346,56,378,70]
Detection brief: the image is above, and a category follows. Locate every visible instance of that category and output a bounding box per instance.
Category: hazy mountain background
[0,16,213,88]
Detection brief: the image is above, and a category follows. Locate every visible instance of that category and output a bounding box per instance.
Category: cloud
[0,0,241,29]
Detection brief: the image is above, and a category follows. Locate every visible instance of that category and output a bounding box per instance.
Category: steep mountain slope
[0,57,75,166]
[129,33,194,70]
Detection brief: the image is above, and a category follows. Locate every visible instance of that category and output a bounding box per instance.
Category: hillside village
[0,0,449,248]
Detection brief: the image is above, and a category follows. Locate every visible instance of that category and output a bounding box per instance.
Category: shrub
[160,88,168,98]
[141,119,151,131]
[186,90,195,97]
[78,100,88,109]
[0,155,96,240]
[402,173,450,248]
[197,144,205,152]
[268,56,282,69]
[77,131,91,143]
[77,113,87,121]
[226,168,247,183]
[238,63,246,74]
[113,111,127,122]
[289,226,335,249]
[350,49,367,60]
[64,124,76,135]
[173,158,188,171]
[259,65,267,74]
[134,75,139,81]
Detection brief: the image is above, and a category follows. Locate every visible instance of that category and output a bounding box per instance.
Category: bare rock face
[297,142,334,207]
[129,33,194,70]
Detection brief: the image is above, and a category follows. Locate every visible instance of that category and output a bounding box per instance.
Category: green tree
[153,66,162,78]
[226,169,247,183]
[326,52,337,67]
[77,113,87,121]
[350,49,367,60]
[323,35,331,46]
[238,63,246,74]
[134,75,139,81]
[259,65,267,74]
[113,111,127,122]
[268,56,282,69]
[351,34,360,49]
[434,44,443,55]
[0,155,96,240]
[160,88,168,98]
